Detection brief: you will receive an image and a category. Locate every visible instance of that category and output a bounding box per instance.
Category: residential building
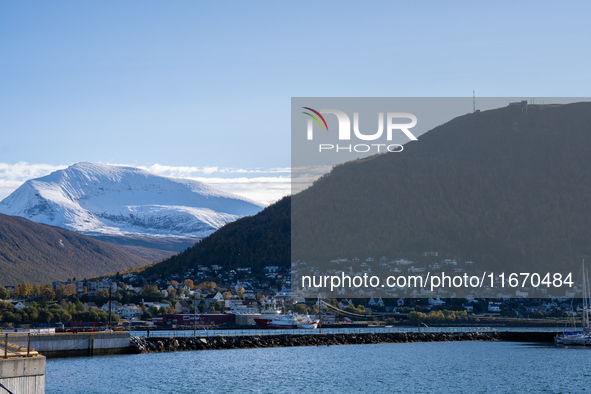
[119,304,143,320]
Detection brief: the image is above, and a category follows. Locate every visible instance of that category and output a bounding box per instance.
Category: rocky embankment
[130,331,557,354]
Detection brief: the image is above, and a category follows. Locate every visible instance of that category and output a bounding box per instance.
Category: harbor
[44,340,591,394]
[0,325,579,393]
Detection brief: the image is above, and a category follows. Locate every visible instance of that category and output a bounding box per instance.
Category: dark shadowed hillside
[0,213,150,285]
[292,102,591,271]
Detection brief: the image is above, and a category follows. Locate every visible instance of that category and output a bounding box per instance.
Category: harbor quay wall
[5,330,559,359]
[0,356,46,394]
[25,332,131,358]
[130,331,559,353]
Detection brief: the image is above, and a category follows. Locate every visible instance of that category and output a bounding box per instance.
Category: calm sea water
[46,342,591,393]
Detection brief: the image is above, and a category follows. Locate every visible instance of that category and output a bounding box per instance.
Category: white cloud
[141,164,291,177]
[0,162,68,201]
[138,164,292,204]
[188,176,291,204]
[0,162,68,180]
[0,162,293,205]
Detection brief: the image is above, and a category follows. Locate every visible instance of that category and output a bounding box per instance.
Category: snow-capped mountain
[0,162,266,237]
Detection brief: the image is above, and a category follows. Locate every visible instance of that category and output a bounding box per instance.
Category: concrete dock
[0,356,46,393]
[31,332,130,358]
[3,332,131,359]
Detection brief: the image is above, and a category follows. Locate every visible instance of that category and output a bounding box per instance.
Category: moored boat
[254,312,298,329]
[559,332,591,346]
[254,310,320,329]
[296,315,320,329]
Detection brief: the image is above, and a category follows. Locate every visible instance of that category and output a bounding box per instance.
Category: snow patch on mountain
[0,162,266,237]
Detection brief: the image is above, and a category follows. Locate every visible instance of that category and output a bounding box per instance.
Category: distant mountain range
[0,213,150,285]
[140,101,591,278]
[0,162,265,238]
[0,162,266,262]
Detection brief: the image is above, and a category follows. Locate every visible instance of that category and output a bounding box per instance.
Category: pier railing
[130,326,564,338]
[1,333,39,358]
[1,326,563,346]
[130,326,538,338]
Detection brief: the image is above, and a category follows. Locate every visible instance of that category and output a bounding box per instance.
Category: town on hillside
[0,257,586,331]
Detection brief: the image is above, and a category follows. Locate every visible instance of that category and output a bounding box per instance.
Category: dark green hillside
[141,197,290,277]
[0,213,150,285]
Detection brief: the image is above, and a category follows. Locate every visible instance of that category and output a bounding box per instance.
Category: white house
[203,292,224,307]
[13,301,30,310]
[368,298,385,307]
[101,301,122,313]
[118,304,143,320]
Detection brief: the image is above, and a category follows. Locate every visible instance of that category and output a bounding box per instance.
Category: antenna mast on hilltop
[473,90,476,113]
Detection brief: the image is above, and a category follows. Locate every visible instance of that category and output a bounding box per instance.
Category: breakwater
[4,330,557,359]
[130,331,558,353]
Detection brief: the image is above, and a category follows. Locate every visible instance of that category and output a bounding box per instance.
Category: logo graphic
[303,108,418,153]
[302,107,329,132]
[304,109,417,141]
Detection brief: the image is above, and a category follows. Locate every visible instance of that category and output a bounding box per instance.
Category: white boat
[254,310,319,329]
[559,332,591,346]
[254,309,293,329]
[296,315,320,329]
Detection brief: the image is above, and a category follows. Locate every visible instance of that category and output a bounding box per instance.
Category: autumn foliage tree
[56,284,66,300]
[65,284,77,297]
[41,284,55,301]
[11,283,32,299]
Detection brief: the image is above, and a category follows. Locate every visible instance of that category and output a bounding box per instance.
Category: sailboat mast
[585,270,587,330]
[582,260,588,331]
[585,262,590,330]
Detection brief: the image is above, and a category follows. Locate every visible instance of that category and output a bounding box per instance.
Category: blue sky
[0,1,589,203]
